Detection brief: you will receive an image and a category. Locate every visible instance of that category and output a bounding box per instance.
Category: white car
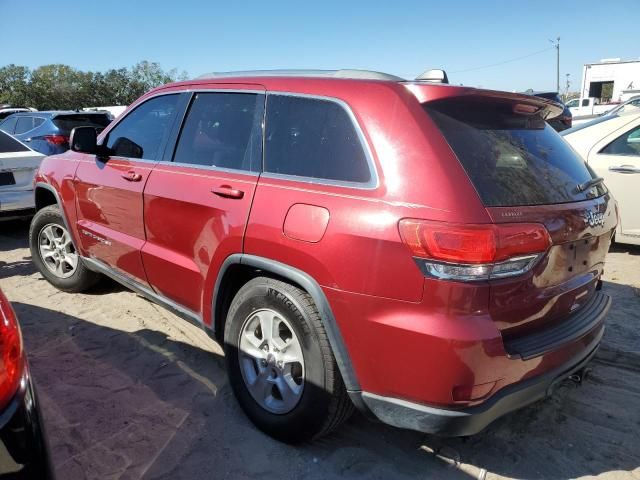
[0,130,45,217]
[563,111,640,246]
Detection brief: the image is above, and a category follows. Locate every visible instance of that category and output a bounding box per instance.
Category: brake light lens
[399,220,551,281]
[0,291,24,410]
[43,134,69,146]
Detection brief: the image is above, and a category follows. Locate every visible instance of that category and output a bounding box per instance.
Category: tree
[0,61,188,110]
[0,65,31,106]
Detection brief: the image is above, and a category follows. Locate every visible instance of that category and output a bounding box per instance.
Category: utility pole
[565,73,571,100]
[550,37,560,92]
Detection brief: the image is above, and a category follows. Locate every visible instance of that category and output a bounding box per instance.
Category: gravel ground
[0,219,639,480]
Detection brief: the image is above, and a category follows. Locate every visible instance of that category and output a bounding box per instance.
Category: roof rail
[196,69,405,81]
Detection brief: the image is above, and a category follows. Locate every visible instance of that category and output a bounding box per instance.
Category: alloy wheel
[38,223,78,279]
[238,308,305,414]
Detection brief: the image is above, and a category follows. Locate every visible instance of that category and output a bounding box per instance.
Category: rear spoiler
[404,83,564,120]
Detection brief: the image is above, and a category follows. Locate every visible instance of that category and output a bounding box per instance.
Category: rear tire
[224,276,354,443]
[29,205,100,292]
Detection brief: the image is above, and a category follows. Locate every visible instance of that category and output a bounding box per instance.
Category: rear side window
[0,117,17,134]
[53,114,111,133]
[264,95,371,184]
[424,98,605,206]
[106,95,180,160]
[173,92,263,171]
[15,116,35,134]
[0,130,29,152]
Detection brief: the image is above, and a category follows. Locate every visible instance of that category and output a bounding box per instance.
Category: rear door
[424,95,616,337]
[588,120,640,240]
[141,86,265,317]
[74,93,184,285]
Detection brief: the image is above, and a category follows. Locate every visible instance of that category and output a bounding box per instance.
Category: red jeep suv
[29,69,615,443]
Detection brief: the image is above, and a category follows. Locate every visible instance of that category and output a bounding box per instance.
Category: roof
[5,110,111,117]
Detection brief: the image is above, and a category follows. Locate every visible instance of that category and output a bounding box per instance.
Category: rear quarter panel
[244,80,490,301]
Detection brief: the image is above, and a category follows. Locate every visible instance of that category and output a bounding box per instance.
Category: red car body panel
[33,73,615,431]
[142,164,259,316]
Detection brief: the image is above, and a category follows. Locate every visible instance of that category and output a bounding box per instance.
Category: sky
[1,0,638,93]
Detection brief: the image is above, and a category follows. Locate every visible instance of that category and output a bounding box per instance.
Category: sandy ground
[0,218,638,480]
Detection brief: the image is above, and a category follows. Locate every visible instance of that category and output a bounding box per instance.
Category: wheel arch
[211,254,361,392]
[33,182,79,250]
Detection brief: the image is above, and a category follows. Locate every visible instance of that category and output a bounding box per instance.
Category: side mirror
[70,127,97,154]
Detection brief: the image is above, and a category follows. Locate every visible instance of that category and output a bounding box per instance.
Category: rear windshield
[52,114,111,133]
[424,98,605,206]
[0,130,29,152]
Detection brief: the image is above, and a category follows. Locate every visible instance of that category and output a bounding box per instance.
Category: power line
[450,47,555,74]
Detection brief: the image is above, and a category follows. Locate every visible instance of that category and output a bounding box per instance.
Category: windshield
[424,97,606,207]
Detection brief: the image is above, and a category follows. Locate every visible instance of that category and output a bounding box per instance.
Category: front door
[141,88,265,319]
[74,93,184,284]
[589,121,640,239]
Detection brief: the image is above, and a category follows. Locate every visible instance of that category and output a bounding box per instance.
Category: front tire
[224,277,354,443]
[29,205,100,292]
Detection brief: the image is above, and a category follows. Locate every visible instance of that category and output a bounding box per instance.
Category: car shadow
[13,297,639,480]
[610,242,640,256]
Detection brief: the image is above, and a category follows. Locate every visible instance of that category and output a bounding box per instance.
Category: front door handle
[212,185,244,199]
[121,171,142,182]
[609,165,640,174]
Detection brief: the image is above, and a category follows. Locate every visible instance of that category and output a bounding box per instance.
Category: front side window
[106,94,180,160]
[264,95,372,184]
[600,125,640,156]
[173,92,264,171]
[14,116,34,135]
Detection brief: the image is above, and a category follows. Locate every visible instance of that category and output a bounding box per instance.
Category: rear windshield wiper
[576,177,604,193]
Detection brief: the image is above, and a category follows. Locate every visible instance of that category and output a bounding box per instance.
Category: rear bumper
[360,326,603,436]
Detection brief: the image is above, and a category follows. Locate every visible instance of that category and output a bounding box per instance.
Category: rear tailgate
[0,132,44,190]
[486,197,615,340]
[420,90,616,341]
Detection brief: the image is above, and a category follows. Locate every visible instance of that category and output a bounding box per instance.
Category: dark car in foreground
[0,289,53,478]
[29,69,614,443]
[0,111,111,155]
[523,90,572,131]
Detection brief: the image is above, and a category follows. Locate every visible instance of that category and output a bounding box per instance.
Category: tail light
[0,291,24,410]
[399,219,551,281]
[43,134,69,146]
[560,115,572,127]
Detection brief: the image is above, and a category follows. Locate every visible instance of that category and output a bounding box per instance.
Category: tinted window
[0,117,17,134]
[106,95,179,160]
[0,130,29,152]
[52,114,111,133]
[600,125,640,156]
[173,92,263,171]
[14,116,34,134]
[264,95,371,183]
[425,98,605,207]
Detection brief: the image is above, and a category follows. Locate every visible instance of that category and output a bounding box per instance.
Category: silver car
[0,130,44,217]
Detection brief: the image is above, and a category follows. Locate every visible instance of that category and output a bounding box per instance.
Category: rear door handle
[121,171,142,182]
[212,185,244,199]
[609,165,640,174]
